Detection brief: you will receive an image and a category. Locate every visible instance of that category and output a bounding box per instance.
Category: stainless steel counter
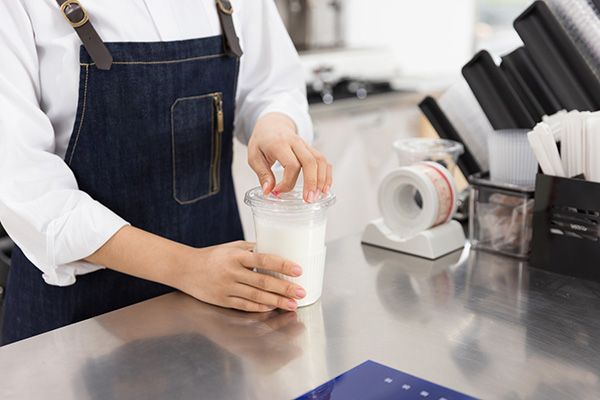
[1,235,600,399]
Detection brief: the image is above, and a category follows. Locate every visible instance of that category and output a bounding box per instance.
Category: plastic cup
[488,129,537,187]
[393,138,464,175]
[244,187,336,307]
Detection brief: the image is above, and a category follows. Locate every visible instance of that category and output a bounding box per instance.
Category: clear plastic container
[469,172,534,259]
[488,129,538,187]
[244,187,336,306]
[393,138,464,175]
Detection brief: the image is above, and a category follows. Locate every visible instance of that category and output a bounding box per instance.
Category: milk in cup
[244,187,336,306]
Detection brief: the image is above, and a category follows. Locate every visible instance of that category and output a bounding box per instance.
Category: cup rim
[244,186,336,213]
[393,137,464,157]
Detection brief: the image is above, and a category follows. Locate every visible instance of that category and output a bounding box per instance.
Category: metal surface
[1,235,600,399]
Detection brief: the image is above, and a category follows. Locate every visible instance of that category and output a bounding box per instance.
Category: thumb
[249,155,276,195]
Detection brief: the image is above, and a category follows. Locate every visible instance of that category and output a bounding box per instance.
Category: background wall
[344,0,478,80]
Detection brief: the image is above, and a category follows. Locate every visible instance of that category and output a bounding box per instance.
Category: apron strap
[55,1,242,69]
[216,0,243,58]
[56,0,113,70]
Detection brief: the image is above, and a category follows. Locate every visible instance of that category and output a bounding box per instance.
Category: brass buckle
[60,0,89,28]
[216,0,234,15]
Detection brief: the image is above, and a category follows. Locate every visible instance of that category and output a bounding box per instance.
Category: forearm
[85,225,306,312]
[85,225,191,290]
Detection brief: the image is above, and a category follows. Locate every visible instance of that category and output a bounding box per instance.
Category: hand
[177,241,307,312]
[86,227,307,313]
[248,112,332,203]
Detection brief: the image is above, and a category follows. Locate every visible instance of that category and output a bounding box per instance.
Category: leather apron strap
[216,0,243,57]
[55,0,113,70]
[55,0,243,70]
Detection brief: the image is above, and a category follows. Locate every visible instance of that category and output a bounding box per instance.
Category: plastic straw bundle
[528,109,600,181]
[544,0,600,80]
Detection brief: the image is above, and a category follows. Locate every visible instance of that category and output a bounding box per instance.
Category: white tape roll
[378,162,458,237]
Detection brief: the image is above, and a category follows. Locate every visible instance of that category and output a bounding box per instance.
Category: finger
[307,146,328,195]
[288,141,319,202]
[228,296,281,312]
[238,266,305,301]
[248,150,276,195]
[243,252,303,278]
[283,139,318,202]
[231,282,300,311]
[272,147,302,195]
[324,163,333,194]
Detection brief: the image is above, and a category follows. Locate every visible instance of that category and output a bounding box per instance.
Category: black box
[530,173,600,282]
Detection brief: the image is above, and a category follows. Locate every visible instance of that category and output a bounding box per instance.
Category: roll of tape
[378,161,457,237]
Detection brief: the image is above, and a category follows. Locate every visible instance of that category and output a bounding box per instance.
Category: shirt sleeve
[0,2,129,286]
[232,0,313,145]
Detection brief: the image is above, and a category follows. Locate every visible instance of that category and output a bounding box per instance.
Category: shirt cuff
[40,201,130,286]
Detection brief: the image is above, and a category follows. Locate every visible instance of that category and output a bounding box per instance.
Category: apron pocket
[171,92,223,204]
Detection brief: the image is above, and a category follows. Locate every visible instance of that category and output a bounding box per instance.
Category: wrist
[256,112,297,134]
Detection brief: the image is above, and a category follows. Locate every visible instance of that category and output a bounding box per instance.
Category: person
[0,0,332,345]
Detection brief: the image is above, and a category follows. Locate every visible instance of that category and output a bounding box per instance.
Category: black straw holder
[531,173,600,282]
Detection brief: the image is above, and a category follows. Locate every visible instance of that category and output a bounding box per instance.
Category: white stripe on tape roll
[378,161,458,237]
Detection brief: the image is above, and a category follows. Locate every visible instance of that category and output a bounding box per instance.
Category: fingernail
[272,190,282,198]
[307,191,315,203]
[287,300,298,310]
[324,185,330,194]
[292,266,302,276]
[315,189,321,199]
[262,181,269,194]
[295,288,306,299]
[268,305,277,310]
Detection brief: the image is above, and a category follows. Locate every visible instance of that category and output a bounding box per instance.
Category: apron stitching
[209,102,215,195]
[212,93,223,196]
[233,56,240,104]
[68,64,89,166]
[79,53,226,67]
[170,92,221,205]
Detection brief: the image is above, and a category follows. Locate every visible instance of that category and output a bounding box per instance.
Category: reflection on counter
[466,249,529,321]
[526,268,600,371]
[361,244,464,322]
[357,240,600,398]
[82,294,307,399]
[249,301,330,399]
[81,333,244,400]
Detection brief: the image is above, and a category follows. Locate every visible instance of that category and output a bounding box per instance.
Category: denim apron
[2,35,244,345]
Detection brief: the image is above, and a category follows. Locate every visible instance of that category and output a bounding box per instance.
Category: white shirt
[0,0,312,286]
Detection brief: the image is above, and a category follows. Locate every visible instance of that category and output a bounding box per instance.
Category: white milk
[254,217,328,306]
[254,217,327,261]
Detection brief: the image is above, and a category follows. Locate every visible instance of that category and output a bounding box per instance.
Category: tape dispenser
[361,162,465,259]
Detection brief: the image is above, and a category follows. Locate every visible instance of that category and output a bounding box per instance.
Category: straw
[586,116,600,182]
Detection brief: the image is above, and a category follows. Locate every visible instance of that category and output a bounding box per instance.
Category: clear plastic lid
[244,187,336,213]
[393,138,464,159]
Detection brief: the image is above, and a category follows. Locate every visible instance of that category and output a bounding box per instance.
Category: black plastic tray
[500,47,562,121]
[462,50,535,130]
